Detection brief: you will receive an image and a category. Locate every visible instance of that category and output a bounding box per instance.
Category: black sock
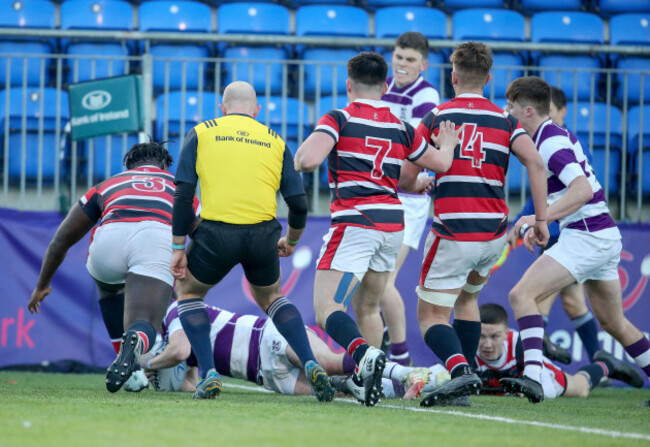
[453,319,481,369]
[424,324,469,379]
[578,363,607,390]
[572,312,600,362]
[267,297,315,367]
[325,310,368,364]
[126,320,156,354]
[178,298,215,378]
[99,293,124,354]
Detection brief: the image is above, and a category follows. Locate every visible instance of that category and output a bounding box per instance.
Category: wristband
[146,358,154,370]
[286,237,299,246]
[519,223,530,238]
[171,243,185,250]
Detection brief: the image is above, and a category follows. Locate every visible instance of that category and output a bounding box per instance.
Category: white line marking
[222,383,650,441]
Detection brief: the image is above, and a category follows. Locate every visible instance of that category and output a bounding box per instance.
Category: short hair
[395,31,429,60]
[449,41,493,87]
[479,303,509,327]
[550,86,567,110]
[347,51,388,93]
[506,76,551,116]
[123,140,173,170]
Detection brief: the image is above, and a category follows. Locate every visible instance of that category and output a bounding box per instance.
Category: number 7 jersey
[418,94,526,241]
[314,99,428,232]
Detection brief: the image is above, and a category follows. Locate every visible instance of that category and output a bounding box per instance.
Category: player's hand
[414,175,434,194]
[505,226,518,249]
[277,237,295,257]
[170,249,188,280]
[28,285,51,314]
[531,219,549,248]
[431,120,464,150]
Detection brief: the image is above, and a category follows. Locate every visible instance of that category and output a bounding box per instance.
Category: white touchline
[222,383,650,441]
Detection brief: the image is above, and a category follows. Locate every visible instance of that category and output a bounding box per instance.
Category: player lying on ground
[140,301,450,399]
[475,303,644,401]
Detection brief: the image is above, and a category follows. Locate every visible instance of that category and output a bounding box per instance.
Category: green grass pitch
[1,372,648,447]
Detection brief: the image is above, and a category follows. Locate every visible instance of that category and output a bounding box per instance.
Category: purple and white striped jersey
[162,301,267,383]
[533,119,620,240]
[382,75,440,127]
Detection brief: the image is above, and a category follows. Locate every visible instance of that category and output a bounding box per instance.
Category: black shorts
[187,219,282,287]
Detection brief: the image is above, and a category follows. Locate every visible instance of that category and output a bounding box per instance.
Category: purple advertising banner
[0,208,648,386]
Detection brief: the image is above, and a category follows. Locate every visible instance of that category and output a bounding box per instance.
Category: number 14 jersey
[418,94,526,241]
[314,99,427,232]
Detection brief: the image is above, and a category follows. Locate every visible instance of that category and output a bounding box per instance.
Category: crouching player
[141,301,450,399]
[475,303,644,400]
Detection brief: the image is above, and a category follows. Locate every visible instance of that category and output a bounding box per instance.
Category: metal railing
[0,29,648,221]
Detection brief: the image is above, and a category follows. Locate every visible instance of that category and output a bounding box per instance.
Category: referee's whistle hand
[277,237,295,258]
[170,250,188,280]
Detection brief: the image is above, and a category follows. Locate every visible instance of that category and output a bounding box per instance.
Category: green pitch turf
[1,372,648,447]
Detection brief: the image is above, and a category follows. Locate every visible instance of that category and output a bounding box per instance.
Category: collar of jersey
[532,118,554,143]
[353,98,388,108]
[388,75,423,93]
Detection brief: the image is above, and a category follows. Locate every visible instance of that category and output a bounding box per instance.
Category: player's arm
[294,132,335,172]
[28,203,97,314]
[141,330,192,371]
[279,145,308,257]
[510,133,549,250]
[171,128,200,279]
[397,161,433,194]
[547,174,593,223]
[412,120,462,173]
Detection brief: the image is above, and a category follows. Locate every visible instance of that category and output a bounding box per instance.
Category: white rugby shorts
[258,321,299,395]
[399,193,431,250]
[540,361,566,399]
[316,225,404,276]
[419,232,507,291]
[544,229,621,284]
[86,220,174,286]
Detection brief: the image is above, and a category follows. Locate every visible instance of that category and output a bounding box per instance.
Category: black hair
[347,51,388,90]
[506,76,551,116]
[479,303,509,326]
[123,140,173,170]
[396,31,429,60]
[550,86,567,110]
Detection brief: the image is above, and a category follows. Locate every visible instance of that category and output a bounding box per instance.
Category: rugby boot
[542,332,571,364]
[305,360,335,402]
[355,347,386,407]
[593,350,645,388]
[500,376,544,403]
[106,330,141,393]
[420,368,481,407]
[193,370,222,399]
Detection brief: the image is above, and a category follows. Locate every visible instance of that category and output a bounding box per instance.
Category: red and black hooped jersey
[418,94,525,241]
[79,165,199,227]
[314,99,427,232]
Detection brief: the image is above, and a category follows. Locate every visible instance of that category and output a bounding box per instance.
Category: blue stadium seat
[486,53,525,99]
[139,1,213,91]
[302,48,358,97]
[364,0,429,8]
[258,96,310,140]
[65,44,130,83]
[424,52,446,94]
[222,47,288,94]
[0,0,55,30]
[531,12,604,44]
[442,0,506,9]
[453,9,525,42]
[626,106,650,194]
[86,134,139,180]
[610,14,650,46]
[616,58,650,104]
[290,0,350,5]
[60,0,133,32]
[519,0,583,11]
[0,87,69,181]
[0,43,51,87]
[565,102,623,193]
[539,56,601,101]
[598,0,650,14]
[217,3,290,35]
[155,91,220,172]
[315,95,349,122]
[375,7,446,39]
[295,6,369,38]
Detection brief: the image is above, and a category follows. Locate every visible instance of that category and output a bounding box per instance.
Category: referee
[170,81,333,402]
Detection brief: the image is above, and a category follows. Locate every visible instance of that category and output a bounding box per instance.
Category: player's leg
[245,220,333,402]
[537,292,557,328]
[351,269,390,348]
[562,372,591,398]
[585,278,650,380]
[560,282,600,362]
[380,244,411,364]
[285,330,350,376]
[453,270,488,369]
[95,283,125,354]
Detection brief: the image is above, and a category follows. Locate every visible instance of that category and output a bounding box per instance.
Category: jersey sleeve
[279,144,306,198]
[78,185,103,223]
[417,110,436,143]
[544,145,585,188]
[506,113,526,148]
[404,122,428,162]
[313,110,343,142]
[174,127,199,185]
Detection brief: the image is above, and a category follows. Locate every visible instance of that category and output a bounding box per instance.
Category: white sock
[381,378,396,398]
[383,361,411,381]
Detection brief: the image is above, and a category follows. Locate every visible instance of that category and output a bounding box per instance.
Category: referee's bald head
[221,81,261,118]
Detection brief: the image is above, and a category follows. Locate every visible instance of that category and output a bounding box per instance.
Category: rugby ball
[151,361,187,392]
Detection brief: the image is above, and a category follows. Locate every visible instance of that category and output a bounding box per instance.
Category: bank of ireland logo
[619,251,650,311]
[81,90,112,110]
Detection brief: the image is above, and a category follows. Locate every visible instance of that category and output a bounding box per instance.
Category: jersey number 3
[366,137,392,180]
[459,123,486,168]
